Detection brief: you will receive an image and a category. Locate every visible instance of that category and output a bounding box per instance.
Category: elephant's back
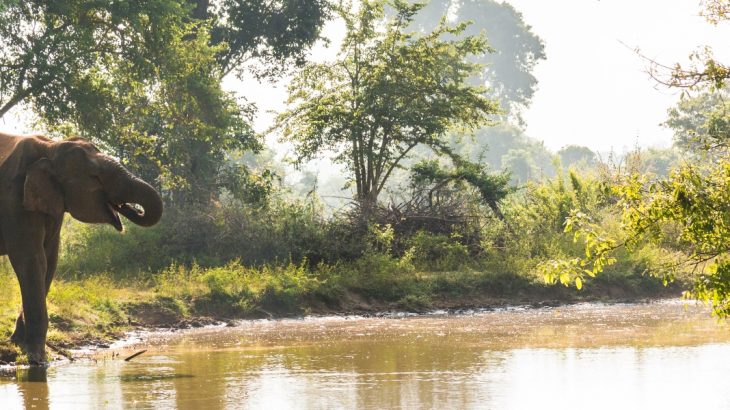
[0,133,24,172]
[0,133,51,169]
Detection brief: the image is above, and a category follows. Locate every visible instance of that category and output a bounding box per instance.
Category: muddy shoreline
[0,289,684,367]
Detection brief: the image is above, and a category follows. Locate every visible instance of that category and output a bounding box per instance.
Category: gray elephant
[0,132,163,364]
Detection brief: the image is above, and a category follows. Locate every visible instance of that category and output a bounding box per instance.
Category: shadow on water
[17,367,49,410]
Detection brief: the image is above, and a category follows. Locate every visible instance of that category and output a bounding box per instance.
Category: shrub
[154,260,325,316]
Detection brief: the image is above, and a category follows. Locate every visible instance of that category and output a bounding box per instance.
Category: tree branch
[375,141,418,196]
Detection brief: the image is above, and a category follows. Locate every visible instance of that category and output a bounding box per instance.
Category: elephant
[0,132,163,364]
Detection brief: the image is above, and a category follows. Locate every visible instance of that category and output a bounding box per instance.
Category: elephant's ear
[23,158,64,216]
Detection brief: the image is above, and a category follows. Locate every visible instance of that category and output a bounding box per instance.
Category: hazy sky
[507,0,730,151]
[231,0,730,153]
[2,0,729,155]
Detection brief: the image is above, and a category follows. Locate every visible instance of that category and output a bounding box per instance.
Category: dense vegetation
[1,0,727,359]
[540,0,730,317]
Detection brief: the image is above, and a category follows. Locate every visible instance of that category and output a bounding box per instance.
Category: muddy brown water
[2,300,730,409]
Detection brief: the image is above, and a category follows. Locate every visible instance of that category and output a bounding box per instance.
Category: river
[2,300,730,409]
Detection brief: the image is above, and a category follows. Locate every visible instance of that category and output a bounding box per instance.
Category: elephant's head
[23,137,163,231]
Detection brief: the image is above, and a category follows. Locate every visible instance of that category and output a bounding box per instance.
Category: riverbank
[0,261,686,364]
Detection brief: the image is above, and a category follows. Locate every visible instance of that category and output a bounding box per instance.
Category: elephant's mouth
[106,202,144,232]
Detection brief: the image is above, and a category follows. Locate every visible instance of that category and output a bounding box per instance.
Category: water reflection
[1,301,730,409]
[16,367,48,410]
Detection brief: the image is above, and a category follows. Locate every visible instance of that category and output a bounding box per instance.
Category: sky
[2,0,729,154]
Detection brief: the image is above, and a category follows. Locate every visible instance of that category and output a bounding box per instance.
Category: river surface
[2,300,730,409]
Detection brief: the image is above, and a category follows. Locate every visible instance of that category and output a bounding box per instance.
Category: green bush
[43,166,681,324]
[58,196,367,279]
[154,260,326,316]
[408,231,470,271]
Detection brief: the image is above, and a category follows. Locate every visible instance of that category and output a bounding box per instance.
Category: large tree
[0,1,186,119]
[276,0,500,211]
[388,0,546,179]
[399,0,545,121]
[0,0,331,205]
[0,0,330,118]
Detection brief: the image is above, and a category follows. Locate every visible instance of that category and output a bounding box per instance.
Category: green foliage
[48,20,263,205]
[502,170,604,258]
[276,0,500,208]
[538,157,730,315]
[538,211,618,290]
[410,158,511,217]
[0,0,331,207]
[691,259,730,314]
[211,0,331,77]
[57,194,367,277]
[400,0,546,120]
[0,260,20,339]
[155,260,325,315]
[0,0,187,118]
[557,145,597,169]
[665,86,730,153]
[343,252,429,301]
[366,223,396,255]
[47,276,129,333]
[407,231,470,271]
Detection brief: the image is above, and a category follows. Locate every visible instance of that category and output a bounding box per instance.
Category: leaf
[575,277,583,290]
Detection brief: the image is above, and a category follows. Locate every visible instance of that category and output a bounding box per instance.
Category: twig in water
[124,350,147,362]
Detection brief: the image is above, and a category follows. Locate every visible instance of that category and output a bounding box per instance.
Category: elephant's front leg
[8,252,48,364]
[3,213,53,365]
[10,234,59,350]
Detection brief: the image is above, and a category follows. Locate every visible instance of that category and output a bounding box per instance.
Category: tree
[540,0,730,317]
[207,0,331,78]
[276,0,500,212]
[665,86,730,153]
[392,0,545,122]
[410,159,510,219]
[56,23,264,204]
[557,145,597,169]
[647,0,729,90]
[392,0,546,186]
[0,0,332,206]
[0,1,331,118]
[0,1,186,119]
[398,0,545,120]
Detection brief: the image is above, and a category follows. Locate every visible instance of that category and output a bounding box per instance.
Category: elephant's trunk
[116,177,163,227]
[101,158,163,227]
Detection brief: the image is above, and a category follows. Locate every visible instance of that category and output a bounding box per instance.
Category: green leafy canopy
[275,0,500,209]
